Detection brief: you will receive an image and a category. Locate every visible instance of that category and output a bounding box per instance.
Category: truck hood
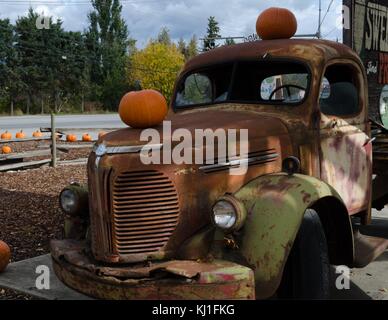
[99,109,289,147]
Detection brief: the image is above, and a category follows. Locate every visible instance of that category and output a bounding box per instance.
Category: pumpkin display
[98,131,107,139]
[82,133,92,142]
[66,134,77,142]
[1,131,12,140]
[32,130,43,138]
[0,240,11,272]
[16,130,26,139]
[118,89,168,128]
[256,7,297,40]
[1,146,12,154]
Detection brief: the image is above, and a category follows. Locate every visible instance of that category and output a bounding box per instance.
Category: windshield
[174,60,310,108]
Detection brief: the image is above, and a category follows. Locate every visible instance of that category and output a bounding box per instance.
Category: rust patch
[301,190,312,203]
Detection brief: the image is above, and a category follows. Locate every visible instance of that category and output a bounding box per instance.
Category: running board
[353,230,388,268]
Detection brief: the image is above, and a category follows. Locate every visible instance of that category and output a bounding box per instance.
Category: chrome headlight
[212,195,247,232]
[59,184,89,217]
[60,189,78,214]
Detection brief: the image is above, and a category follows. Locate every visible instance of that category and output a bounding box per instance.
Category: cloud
[0,0,343,45]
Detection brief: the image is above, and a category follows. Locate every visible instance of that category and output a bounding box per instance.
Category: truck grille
[112,170,179,255]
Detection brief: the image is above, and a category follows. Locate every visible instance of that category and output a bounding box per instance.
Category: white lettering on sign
[365,2,388,52]
[367,60,378,75]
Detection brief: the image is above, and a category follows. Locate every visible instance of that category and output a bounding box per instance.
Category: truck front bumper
[50,240,255,300]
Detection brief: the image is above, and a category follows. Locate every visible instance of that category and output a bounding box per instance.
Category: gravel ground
[0,163,88,299]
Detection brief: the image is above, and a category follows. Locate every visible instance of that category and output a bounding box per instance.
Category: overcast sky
[0,0,343,47]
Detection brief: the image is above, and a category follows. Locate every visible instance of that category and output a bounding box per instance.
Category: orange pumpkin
[16,130,26,139]
[256,7,297,40]
[66,134,77,142]
[32,130,43,138]
[1,131,12,140]
[0,240,11,272]
[98,131,107,139]
[2,146,12,154]
[119,89,168,128]
[82,133,92,142]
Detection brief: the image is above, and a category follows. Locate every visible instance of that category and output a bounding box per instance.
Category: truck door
[318,61,372,215]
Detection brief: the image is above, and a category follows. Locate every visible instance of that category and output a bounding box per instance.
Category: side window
[176,73,212,107]
[260,73,308,102]
[319,64,360,116]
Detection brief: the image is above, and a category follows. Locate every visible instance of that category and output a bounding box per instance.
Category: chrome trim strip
[93,143,163,156]
[199,153,279,172]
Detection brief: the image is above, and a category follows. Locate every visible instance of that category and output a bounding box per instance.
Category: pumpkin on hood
[0,240,11,272]
[256,7,297,40]
[118,89,168,129]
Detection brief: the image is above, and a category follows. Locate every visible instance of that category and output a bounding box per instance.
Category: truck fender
[233,173,354,299]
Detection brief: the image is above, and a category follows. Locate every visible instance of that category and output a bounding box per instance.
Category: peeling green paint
[234,173,344,299]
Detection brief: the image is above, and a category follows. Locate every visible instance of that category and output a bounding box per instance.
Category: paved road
[0,114,125,139]
[330,208,388,300]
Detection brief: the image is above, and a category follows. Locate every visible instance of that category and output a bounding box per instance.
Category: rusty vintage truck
[51,38,388,300]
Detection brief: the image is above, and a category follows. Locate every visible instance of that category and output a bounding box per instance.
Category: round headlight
[212,195,247,232]
[213,200,237,230]
[60,189,78,215]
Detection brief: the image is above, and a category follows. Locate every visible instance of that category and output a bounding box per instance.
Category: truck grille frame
[111,170,180,256]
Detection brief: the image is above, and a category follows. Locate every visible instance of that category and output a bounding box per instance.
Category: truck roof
[184,39,363,72]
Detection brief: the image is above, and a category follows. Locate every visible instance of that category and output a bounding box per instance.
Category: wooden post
[51,113,57,167]
[10,99,14,116]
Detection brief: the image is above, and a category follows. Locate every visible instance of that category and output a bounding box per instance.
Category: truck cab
[51,38,388,300]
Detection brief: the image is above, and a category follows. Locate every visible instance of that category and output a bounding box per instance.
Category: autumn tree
[129,42,184,102]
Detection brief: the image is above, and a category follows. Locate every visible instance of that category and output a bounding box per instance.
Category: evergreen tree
[187,35,198,60]
[177,37,187,59]
[224,38,236,46]
[0,18,21,114]
[157,27,172,46]
[203,16,220,51]
[86,0,132,110]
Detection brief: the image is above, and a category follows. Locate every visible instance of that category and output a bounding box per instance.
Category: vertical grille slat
[112,170,179,255]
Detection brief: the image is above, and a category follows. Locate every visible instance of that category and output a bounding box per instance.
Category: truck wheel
[277,208,330,299]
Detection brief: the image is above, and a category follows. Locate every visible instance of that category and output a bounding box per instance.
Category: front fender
[233,173,349,299]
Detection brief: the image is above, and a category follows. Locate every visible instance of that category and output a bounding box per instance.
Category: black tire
[277,209,330,300]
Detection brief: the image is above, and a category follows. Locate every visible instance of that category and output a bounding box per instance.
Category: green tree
[177,37,187,58]
[224,38,236,46]
[0,18,21,114]
[14,9,88,113]
[86,0,133,110]
[187,35,199,59]
[157,27,172,46]
[203,16,220,51]
[129,42,184,102]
